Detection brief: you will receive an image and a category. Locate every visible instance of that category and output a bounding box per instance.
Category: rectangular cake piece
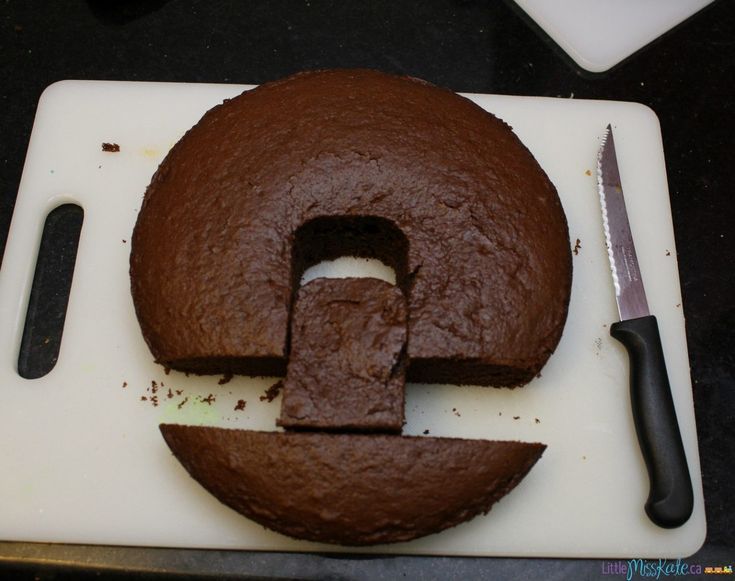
[278,277,407,432]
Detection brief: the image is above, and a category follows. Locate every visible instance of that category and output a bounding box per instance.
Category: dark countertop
[1,1,733,579]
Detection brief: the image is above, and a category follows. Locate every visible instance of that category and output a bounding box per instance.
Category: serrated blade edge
[597,125,650,321]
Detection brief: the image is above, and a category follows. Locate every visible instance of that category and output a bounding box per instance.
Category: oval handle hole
[17,203,84,379]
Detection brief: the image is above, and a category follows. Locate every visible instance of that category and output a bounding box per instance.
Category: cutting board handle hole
[17,204,84,379]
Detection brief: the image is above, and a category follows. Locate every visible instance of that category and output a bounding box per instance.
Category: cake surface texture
[130,68,572,387]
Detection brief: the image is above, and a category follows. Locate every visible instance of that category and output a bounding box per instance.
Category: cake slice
[160,425,546,546]
[278,277,407,432]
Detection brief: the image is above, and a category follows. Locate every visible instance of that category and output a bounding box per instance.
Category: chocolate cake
[278,277,407,432]
[131,69,570,546]
[130,68,572,387]
[160,425,546,546]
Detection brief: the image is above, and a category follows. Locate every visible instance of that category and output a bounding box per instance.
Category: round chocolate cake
[131,69,569,546]
[130,68,571,387]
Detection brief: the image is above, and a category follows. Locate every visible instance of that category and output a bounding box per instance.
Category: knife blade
[597,124,693,528]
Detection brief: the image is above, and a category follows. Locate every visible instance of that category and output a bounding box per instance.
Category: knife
[597,125,694,528]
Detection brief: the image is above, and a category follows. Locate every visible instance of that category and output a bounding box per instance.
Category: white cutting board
[513,0,715,73]
[0,81,705,558]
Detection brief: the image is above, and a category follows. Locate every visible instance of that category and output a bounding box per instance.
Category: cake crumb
[498,412,502,416]
[535,418,540,424]
[122,381,128,388]
[260,380,283,402]
[423,429,430,435]
[175,389,183,396]
[167,388,174,399]
[102,142,120,152]
[199,394,216,405]
[122,239,127,244]
[513,416,520,420]
[164,367,171,375]
[666,250,671,256]
[585,169,592,176]
[177,396,189,409]
[141,396,148,402]
[218,373,233,385]
[234,399,247,411]
[150,380,158,394]
[573,238,581,255]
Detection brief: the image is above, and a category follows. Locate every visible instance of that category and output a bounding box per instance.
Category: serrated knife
[597,125,693,528]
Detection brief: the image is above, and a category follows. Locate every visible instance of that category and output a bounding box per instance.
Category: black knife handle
[610,315,694,528]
